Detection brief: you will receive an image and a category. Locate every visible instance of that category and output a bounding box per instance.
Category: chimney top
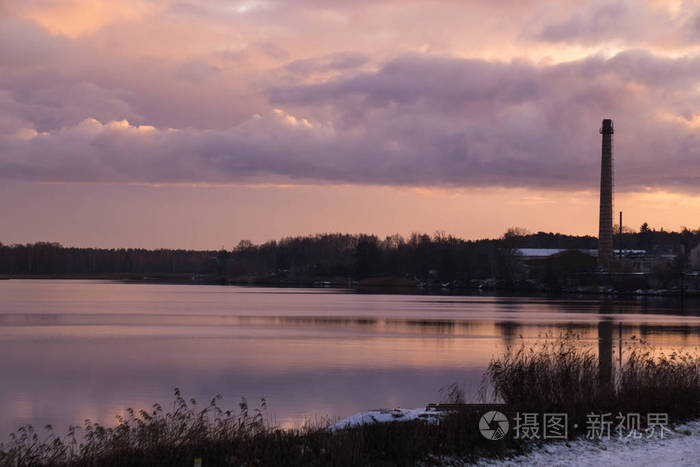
[600,118,614,134]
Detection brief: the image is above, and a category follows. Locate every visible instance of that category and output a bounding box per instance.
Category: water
[2,280,700,438]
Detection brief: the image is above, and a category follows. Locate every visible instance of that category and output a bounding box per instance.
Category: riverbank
[4,338,700,466]
[331,408,700,466]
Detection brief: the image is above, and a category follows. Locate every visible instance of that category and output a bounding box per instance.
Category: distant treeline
[515,222,700,253]
[0,243,219,275]
[1,225,698,283]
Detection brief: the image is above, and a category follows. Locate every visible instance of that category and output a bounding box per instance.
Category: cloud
[175,59,221,83]
[270,51,700,192]
[284,52,369,76]
[6,0,158,38]
[531,0,700,49]
[0,16,260,131]
[2,2,700,194]
[0,113,335,183]
[2,51,700,193]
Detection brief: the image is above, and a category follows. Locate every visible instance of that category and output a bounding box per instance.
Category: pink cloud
[2,1,700,193]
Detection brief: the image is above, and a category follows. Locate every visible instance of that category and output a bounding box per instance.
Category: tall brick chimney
[598,119,614,266]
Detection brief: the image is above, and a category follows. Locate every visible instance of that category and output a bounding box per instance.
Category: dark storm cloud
[3,50,700,192]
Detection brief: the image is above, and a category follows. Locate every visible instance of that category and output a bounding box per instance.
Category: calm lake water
[2,279,700,438]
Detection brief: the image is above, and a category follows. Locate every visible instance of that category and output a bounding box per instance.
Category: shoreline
[2,273,700,299]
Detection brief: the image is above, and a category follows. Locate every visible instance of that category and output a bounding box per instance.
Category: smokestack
[598,119,614,266]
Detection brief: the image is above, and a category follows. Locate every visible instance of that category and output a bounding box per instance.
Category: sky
[2,0,700,249]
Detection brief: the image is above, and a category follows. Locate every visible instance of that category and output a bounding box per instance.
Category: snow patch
[478,420,700,466]
[328,407,443,431]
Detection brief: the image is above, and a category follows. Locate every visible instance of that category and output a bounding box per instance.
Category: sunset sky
[2,0,700,249]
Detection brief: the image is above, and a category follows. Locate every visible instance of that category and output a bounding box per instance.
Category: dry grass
[487,335,700,434]
[0,389,515,466]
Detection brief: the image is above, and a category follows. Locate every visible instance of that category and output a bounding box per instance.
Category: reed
[487,335,700,434]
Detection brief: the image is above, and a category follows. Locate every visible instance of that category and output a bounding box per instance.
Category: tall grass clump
[487,335,700,432]
[486,337,604,423]
[617,347,700,418]
[0,389,275,467]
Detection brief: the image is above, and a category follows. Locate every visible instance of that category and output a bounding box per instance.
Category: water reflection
[2,280,700,437]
